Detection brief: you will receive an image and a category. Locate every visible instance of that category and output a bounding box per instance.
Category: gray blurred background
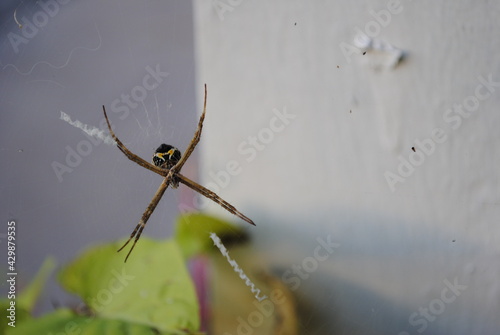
[2,1,500,334]
[1,0,198,315]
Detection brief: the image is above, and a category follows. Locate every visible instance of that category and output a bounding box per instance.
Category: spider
[102,84,255,262]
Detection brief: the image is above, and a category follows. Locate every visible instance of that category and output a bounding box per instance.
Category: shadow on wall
[249,208,478,335]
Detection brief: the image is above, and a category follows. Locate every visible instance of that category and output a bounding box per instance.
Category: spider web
[0,0,203,315]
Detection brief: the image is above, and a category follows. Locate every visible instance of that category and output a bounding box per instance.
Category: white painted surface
[193,1,500,334]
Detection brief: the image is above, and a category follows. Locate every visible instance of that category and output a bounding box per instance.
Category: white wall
[193,1,500,334]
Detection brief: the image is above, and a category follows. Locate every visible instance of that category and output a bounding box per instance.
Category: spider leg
[103,84,254,262]
[117,176,171,262]
[176,173,255,226]
[169,84,207,176]
[102,105,165,176]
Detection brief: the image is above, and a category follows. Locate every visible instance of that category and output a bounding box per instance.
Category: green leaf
[1,302,30,334]
[1,257,56,334]
[174,213,246,259]
[17,256,56,310]
[58,238,199,333]
[6,308,164,335]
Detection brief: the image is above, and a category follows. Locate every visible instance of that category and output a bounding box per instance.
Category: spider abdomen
[153,143,182,169]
